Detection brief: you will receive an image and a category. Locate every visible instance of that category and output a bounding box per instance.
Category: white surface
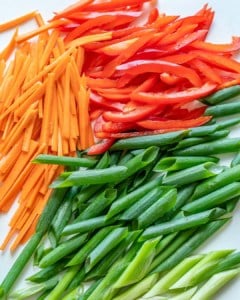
[0,0,240,299]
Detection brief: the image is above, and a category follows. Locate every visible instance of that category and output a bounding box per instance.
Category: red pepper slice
[146,7,159,25]
[191,50,240,74]
[160,53,197,64]
[102,33,157,77]
[66,11,143,20]
[164,106,206,120]
[102,121,135,133]
[96,128,184,139]
[103,104,158,122]
[150,15,179,29]
[190,37,240,53]
[190,59,222,84]
[64,15,117,42]
[131,82,217,105]
[51,0,94,20]
[116,59,202,87]
[158,24,198,46]
[90,92,124,111]
[137,116,211,130]
[83,0,149,11]
[87,138,115,155]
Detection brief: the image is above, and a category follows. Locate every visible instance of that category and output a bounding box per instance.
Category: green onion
[202,85,240,104]
[74,188,117,222]
[33,154,97,167]
[137,189,177,229]
[152,219,229,274]
[111,131,188,150]
[106,176,162,220]
[191,269,240,300]
[67,226,117,266]
[183,182,240,213]
[39,234,87,268]
[173,138,240,156]
[173,130,230,150]
[162,162,222,187]
[119,187,171,221]
[113,273,159,300]
[141,208,225,240]
[192,164,240,200]
[114,237,160,288]
[50,166,128,188]
[171,250,233,289]
[85,227,128,272]
[154,156,219,171]
[144,255,203,297]
[62,216,115,236]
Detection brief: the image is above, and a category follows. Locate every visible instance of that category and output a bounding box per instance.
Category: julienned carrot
[0,11,37,32]
[0,14,98,248]
[0,29,18,61]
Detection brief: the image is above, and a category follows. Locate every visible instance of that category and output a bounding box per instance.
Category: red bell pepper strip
[64,15,117,42]
[97,92,130,102]
[86,77,117,89]
[83,0,149,11]
[116,59,202,87]
[65,10,143,20]
[150,15,179,29]
[102,121,136,133]
[90,91,124,111]
[191,50,240,73]
[116,73,136,88]
[190,59,222,84]
[131,82,217,105]
[161,53,197,64]
[103,104,158,122]
[95,128,184,139]
[137,116,211,130]
[160,73,183,85]
[158,24,198,46]
[162,29,207,53]
[90,109,103,120]
[98,37,139,56]
[164,106,207,120]
[87,138,115,155]
[102,33,157,77]
[146,7,159,25]
[51,0,94,20]
[190,37,240,53]
[133,75,158,93]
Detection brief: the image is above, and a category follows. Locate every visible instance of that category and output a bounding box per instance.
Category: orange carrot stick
[0,11,37,33]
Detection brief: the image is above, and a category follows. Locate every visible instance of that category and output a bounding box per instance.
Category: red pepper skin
[103,104,158,123]
[190,37,240,53]
[131,82,217,105]
[191,50,240,74]
[102,121,135,133]
[64,15,117,42]
[95,128,185,139]
[137,116,211,130]
[90,91,124,111]
[116,59,202,87]
[82,0,149,11]
[87,138,115,155]
[190,59,222,84]
[51,0,94,20]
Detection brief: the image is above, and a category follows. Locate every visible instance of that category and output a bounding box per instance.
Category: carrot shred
[0,11,37,33]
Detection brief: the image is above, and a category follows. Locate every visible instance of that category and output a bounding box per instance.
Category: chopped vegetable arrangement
[0,0,240,299]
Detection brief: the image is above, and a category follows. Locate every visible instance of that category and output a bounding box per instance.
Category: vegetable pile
[2,113,240,299]
[1,0,240,299]
[1,0,240,249]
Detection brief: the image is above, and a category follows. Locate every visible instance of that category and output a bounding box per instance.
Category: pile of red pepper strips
[50,0,240,155]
